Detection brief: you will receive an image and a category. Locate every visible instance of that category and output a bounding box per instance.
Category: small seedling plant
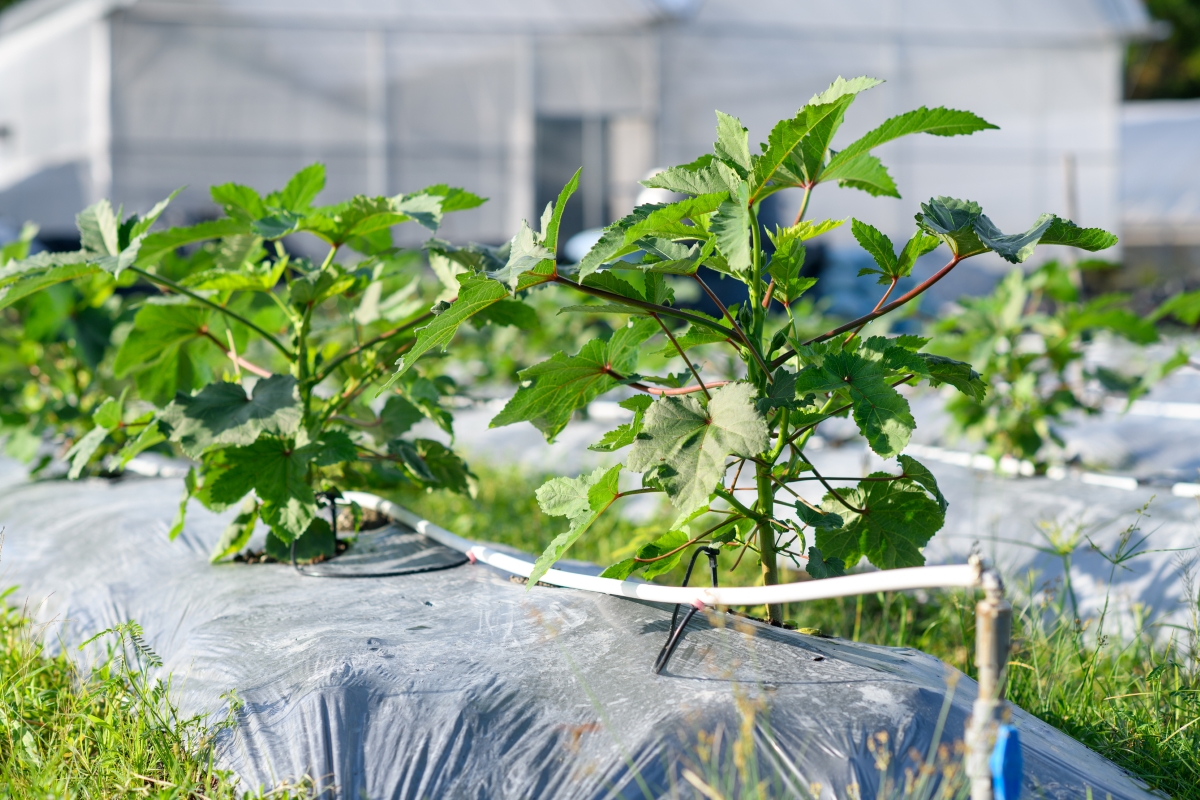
[391,77,1118,623]
[0,165,483,561]
[929,260,1187,468]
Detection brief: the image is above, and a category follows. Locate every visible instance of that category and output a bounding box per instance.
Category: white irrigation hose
[341,491,984,607]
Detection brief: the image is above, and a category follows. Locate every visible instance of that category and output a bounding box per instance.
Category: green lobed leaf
[210,499,259,562]
[1037,218,1119,252]
[627,382,769,516]
[159,374,302,458]
[765,232,815,306]
[624,193,725,245]
[851,219,898,277]
[825,106,996,187]
[379,394,424,439]
[751,101,849,198]
[114,304,211,378]
[794,351,915,457]
[795,502,845,530]
[824,154,898,198]
[530,464,623,586]
[136,219,250,266]
[208,435,317,540]
[276,163,326,212]
[386,274,509,385]
[914,352,988,402]
[817,475,945,569]
[490,318,657,441]
[898,454,947,513]
[710,193,752,275]
[488,220,555,290]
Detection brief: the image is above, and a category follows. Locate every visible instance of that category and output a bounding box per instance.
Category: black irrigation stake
[653,546,720,675]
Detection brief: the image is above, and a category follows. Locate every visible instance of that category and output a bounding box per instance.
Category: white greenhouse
[0,0,1150,275]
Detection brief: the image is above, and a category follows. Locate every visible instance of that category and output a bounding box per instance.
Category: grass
[397,465,1200,800]
[0,591,309,799]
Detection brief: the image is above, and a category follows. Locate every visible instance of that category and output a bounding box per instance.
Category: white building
[0,0,1150,271]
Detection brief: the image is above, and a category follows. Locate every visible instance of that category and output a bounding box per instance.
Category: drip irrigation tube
[341,492,985,606]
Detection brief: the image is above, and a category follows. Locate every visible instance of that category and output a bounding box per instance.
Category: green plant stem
[792,184,813,227]
[713,486,764,522]
[755,460,782,624]
[690,272,772,379]
[798,452,867,513]
[314,310,434,384]
[770,255,965,369]
[128,266,294,361]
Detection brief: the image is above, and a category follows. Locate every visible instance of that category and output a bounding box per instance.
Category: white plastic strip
[342,491,982,607]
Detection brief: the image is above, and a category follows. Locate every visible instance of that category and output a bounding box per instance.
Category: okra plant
[393,77,1118,623]
[0,165,483,561]
[928,260,1186,468]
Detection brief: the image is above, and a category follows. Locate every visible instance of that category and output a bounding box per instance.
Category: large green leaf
[825,107,996,184]
[640,155,742,197]
[490,318,657,441]
[751,101,850,199]
[794,352,915,457]
[917,197,1117,263]
[275,163,326,212]
[817,475,944,569]
[159,374,302,457]
[208,435,319,541]
[710,193,752,275]
[529,464,623,586]
[822,154,898,197]
[627,382,769,515]
[1037,218,1119,251]
[137,219,250,266]
[114,303,211,378]
[0,261,101,309]
[914,353,987,402]
[386,275,509,385]
[623,193,725,244]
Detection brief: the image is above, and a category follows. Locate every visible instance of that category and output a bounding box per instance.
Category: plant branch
[551,275,736,340]
[844,276,899,345]
[784,373,916,448]
[653,313,710,400]
[129,266,294,360]
[791,184,813,227]
[314,310,434,384]
[713,487,764,522]
[770,255,965,369]
[198,329,271,378]
[797,452,866,514]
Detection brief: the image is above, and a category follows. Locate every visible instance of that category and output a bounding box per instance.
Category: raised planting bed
[0,471,1157,800]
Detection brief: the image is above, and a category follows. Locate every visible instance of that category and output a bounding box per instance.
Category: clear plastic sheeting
[0,473,1156,799]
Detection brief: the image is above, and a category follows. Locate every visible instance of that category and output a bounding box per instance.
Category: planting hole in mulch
[232,504,467,577]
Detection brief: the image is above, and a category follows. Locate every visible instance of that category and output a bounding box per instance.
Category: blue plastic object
[990,724,1023,800]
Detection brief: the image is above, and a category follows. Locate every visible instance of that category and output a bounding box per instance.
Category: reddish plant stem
[843,276,899,345]
[770,255,964,369]
[199,329,272,378]
[652,313,710,400]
